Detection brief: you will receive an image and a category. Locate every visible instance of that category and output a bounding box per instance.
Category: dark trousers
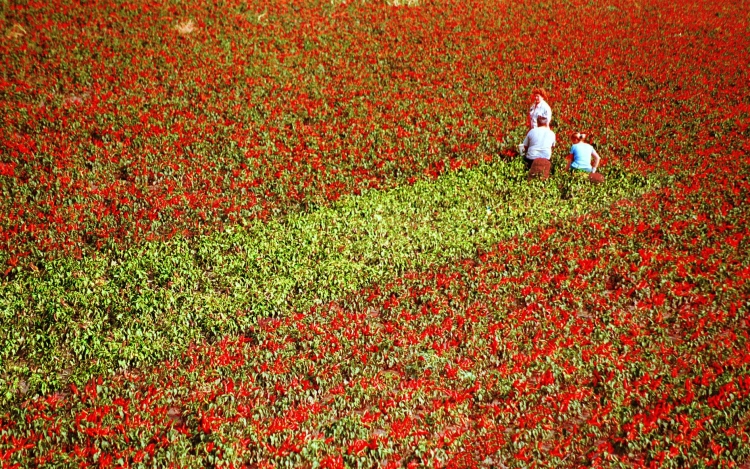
[523,156,535,170]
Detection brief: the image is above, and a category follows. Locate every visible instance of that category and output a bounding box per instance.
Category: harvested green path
[0,158,655,401]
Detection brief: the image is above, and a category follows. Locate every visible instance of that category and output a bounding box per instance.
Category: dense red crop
[2,0,747,265]
[2,145,748,467]
[1,0,749,466]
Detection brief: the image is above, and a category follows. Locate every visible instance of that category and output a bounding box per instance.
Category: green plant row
[0,157,656,404]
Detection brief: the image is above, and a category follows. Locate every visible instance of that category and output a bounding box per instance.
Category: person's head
[580,132,589,143]
[537,116,549,127]
[531,88,548,104]
[571,131,581,143]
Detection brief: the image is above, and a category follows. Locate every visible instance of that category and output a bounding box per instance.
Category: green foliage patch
[0,158,655,402]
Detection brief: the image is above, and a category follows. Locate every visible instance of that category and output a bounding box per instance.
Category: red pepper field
[1,0,750,467]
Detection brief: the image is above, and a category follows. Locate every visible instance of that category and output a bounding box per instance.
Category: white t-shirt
[529,100,552,129]
[523,126,556,160]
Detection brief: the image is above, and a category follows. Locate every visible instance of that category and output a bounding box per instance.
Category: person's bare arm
[591,149,601,173]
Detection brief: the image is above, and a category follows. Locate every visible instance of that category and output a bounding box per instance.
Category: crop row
[0,156,652,403]
[0,0,749,465]
[2,0,748,264]
[1,146,748,468]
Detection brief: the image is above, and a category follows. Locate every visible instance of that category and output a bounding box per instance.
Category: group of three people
[521,88,601,177]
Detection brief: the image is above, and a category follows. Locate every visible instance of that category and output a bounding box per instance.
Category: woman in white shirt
[528,88,552,130]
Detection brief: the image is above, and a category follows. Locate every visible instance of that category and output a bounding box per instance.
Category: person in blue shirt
[568,132,600,173]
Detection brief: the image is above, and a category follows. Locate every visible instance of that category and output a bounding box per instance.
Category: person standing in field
[528,88,552,130]
[522,115,556,179]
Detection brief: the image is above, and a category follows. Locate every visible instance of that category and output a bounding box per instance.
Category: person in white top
[520,116,556,179]
[522,116,556,168]
[528,88,552,130]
